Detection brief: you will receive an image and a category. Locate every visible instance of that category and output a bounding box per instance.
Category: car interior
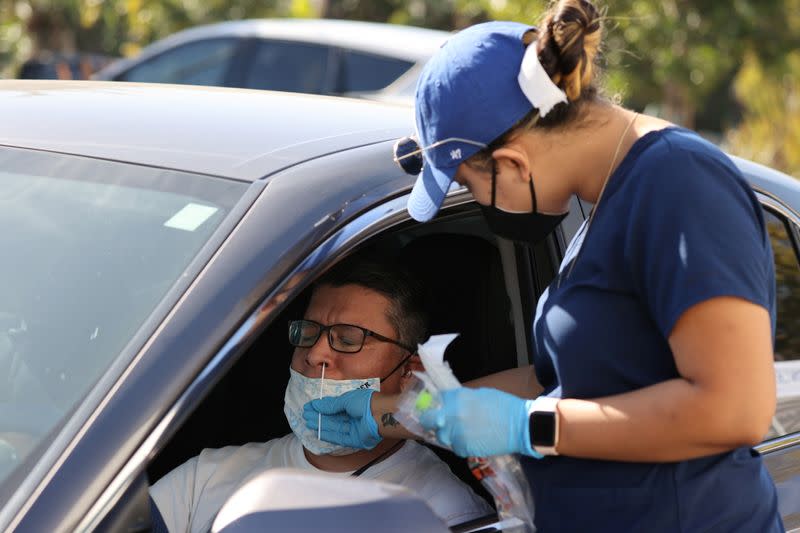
[145,206,556,528]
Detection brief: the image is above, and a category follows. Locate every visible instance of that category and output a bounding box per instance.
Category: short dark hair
[314,255,428,350]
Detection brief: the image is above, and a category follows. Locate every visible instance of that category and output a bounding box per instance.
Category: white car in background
[93,18,449,101]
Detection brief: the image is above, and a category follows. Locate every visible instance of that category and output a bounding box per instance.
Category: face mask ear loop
[529,175,538,214]
[491,160,498,208]
[380,353,413,383]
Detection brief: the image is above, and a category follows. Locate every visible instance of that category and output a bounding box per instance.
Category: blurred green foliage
[725,49,800,178]
[0,0,798,177]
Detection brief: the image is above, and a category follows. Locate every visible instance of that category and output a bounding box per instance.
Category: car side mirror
[211,468,449,533]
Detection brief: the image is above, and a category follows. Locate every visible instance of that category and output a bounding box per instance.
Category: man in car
[149,256,493,532]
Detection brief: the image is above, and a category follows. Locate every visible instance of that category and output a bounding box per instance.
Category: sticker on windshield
[164,203,219,231]
[776,360,800,399]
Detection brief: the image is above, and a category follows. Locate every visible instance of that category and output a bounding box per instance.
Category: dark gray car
[0,80,798,532]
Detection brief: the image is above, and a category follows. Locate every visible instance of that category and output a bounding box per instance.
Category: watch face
[530,411,556,446]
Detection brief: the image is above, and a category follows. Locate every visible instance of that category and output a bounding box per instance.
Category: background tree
[0,0,797,177]
[0,0,283,77]
[724,50,800,178]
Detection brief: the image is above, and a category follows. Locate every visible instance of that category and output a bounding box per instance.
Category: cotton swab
[318,363,325,440]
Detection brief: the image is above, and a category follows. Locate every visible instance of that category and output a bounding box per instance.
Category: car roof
[2,80,796,213]
[179,19,450,61]
[95,19,449,81]
[0,80,414,181]
[733,155,800,215]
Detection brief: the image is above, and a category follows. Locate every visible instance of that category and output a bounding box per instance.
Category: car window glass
[119,38,238,86]
[0,146,246,495]
[764,208,800,439]
[339,50,413,93]
[243,40,329,94]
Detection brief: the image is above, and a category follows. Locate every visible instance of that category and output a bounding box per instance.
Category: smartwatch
[528,396,560,456]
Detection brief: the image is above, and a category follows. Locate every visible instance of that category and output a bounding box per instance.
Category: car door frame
[752,188,800,531]
[54,187,499,532]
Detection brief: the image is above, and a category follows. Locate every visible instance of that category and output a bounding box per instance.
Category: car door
[755,194,800,531]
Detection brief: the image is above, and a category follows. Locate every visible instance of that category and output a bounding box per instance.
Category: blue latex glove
[419,387,541,458]
[303,388,382,450]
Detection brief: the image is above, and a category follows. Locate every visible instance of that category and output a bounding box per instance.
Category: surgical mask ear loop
[318,363,326,440]
[381,353,413,382]
[493,163,538,214]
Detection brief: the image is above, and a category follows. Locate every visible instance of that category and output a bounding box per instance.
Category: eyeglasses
[288,319,415,354]
[392,135,487,175]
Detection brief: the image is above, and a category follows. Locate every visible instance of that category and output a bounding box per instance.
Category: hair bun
[537,0,603,102]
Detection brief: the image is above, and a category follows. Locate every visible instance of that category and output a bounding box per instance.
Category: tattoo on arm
[381,413,400,428]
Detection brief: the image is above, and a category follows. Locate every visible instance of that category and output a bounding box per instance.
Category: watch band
[528,396,560,456]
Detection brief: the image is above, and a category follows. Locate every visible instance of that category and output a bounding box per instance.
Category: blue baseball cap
[407,21,536,222]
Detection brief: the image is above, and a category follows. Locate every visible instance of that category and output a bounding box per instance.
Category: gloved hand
[303,388,382,450]
[419,387,540,458]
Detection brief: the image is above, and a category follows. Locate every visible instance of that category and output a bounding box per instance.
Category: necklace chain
[562,112,639,282]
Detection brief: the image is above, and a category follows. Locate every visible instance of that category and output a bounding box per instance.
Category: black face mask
[478,162,567,245]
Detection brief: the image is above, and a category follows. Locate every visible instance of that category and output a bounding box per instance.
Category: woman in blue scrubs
[305,0,783,530]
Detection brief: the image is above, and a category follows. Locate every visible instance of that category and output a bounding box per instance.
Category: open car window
[143,199,523,530]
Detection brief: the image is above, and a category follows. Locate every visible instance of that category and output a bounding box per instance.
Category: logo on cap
[450,148,462,161]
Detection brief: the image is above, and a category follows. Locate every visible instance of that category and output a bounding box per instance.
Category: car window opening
[145,209,535,527]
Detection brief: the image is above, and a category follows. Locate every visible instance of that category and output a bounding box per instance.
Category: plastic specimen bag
[395,334,536,532]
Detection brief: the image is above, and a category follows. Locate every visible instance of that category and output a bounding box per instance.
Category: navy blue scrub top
[524,128,784,532]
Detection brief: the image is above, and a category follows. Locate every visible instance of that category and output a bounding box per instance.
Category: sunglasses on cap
[392,136,488,175]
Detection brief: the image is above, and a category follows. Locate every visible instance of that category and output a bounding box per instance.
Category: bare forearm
[559,300,775,462]
[371,393,415,439]
[558,378,769,462]
[464,365,543,398]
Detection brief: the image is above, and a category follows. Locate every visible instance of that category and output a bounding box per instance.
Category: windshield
[0,146,247,491]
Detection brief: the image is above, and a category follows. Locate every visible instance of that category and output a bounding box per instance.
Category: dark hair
[470,0,605,169]
[314,255,428,350]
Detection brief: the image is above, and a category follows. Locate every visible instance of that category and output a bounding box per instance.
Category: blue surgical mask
[283,368,380,456]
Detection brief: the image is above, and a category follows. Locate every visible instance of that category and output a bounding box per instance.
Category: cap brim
[407,163,457,222]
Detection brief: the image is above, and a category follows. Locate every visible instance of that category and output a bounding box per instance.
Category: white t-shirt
[150,434,493,533]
